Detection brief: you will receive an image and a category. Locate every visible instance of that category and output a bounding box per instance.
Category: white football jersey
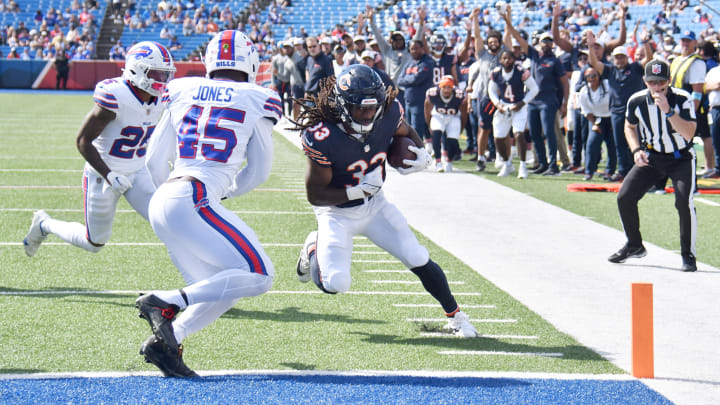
[91,77,168,174]
[164,77,282,199]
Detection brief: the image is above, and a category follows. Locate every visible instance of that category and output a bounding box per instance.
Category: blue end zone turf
[0,374,672,404]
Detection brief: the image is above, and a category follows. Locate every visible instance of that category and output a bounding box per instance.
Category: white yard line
[0,186,304,192]
[362,270,415,273]
[438,350,563,358]
[695,197,720,207]
[407,318,516,323]
[0,208,313,215]
[352,259,402,263]
[0,169,82,173]
[0,242,302,247]
[0,289,483,297]
[371,280,465,285]
[394,304,494,308]
[420,333,536,339]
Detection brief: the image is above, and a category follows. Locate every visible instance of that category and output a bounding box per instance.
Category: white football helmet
[204,30,259,82]
[123,41,176,97]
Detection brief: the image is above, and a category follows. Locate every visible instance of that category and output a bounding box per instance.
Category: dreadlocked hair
[287,76,399,132]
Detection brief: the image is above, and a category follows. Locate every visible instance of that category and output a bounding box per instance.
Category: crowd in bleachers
[268,0,720,179]
[0,0,100,60]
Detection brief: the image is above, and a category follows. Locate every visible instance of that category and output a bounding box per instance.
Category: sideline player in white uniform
[22,42,175,256]
[291,64,478,338]
[136,30,281,377]
[424,75,468,172]
[487,50,538,178]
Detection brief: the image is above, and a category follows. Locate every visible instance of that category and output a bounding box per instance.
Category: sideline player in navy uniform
[291,64,478,337]
[488,50,539,178]
[424,75,468,172]
[429,34,457,85]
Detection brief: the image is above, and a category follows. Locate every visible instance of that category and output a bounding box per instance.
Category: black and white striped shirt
[625,87,696,155]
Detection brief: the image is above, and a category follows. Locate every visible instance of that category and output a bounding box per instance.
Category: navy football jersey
[301,99,404,208]
[426,86,464,115]
[431,53,456,85]
[490,65,529,104]
[455,56,476,92]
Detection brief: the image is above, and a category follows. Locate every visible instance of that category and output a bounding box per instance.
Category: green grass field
[0,92,716,376]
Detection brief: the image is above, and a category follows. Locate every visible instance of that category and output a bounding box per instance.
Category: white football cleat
[497,163,514,177]
[494,158,505,170]
[296,231,317,283]
[443,162,453,172]
[436,162,444,172]
[23,210,50,257]
[517,161,528,179]
[446,311,478,338]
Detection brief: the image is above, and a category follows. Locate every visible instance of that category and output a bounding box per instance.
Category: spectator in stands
[340,32,356,64]
[361,50,393,90]
[506,7,568,176]
[304,36,333,97]
[353,36,367,56]
[286,37,307,120]
[168,35,182,51]
[109,40,125,61]
[586,32,653,182]
[207,18,218,34]
[367,5,421,108]
[182,15,193,36]
[468,8,504,170]
[332,45,346,76]
[220,6,232,29]
[81,43,93,59]
[671,30,714,177]
[705,60,720,178]
[195,18,208,35]
[54,45,69,89]
[399,39,435,152]
[578,66,613,181]
[272,41,292,114]
[320,36,333,56]
[160,26,172,40]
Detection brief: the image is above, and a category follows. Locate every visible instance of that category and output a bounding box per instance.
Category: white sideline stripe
[0,169,82,173]
[0,369,634,380]
[353,259,401,263]
[695,197,720,207]
[0,156,82,160]
[0,242,302,247]
[407,318,516,323]
[0,208,314,215]
[394,304,494,308]
[420,333,537,339]
[354,251,390,255]
[372,280,465,285]
[363,270,416,273]
[0,289,482,297]
[0,186,305,192]
[438,350,563,358]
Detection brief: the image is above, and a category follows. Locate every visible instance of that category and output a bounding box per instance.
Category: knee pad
[324,271,351,294]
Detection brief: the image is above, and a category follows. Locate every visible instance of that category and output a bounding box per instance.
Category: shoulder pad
[427,87,438,97]
[93,78,121,110]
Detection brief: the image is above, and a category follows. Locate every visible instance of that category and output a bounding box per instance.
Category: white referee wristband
[346,185,366,201]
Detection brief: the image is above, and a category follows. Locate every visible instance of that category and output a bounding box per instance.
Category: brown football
[387,136,417,168]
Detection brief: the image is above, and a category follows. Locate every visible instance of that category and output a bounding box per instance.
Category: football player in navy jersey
[291,64,478,338]
[429,34,457,86]
[488,50,539,178]
[424,75,468,172]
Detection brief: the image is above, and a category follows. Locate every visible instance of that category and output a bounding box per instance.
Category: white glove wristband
[346,185,366,201]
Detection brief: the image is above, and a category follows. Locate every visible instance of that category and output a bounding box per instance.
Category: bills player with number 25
[136,31,281,377]
[23,42,175,257]
[291,64,478,338]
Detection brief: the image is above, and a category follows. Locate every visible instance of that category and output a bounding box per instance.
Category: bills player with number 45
[291,64,478,338]
[137,31,281,377]
[23,42,175,257]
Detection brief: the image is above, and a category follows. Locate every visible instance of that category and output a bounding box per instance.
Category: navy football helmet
[335,64,386,136]
[430,34,447,55]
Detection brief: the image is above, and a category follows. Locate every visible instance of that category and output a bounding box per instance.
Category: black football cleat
[681,254,697,272]
[136,294,180,353]
[608,244,647,263]
[140,335,198,378]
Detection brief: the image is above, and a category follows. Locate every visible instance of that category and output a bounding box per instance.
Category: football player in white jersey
[136,30,281,377]
[22,41,175,257]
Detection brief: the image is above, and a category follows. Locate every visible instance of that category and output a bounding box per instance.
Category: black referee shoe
[608,244,647,263]
[681,254,697,272]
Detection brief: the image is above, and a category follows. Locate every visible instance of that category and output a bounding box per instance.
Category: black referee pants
[617,150,697,257]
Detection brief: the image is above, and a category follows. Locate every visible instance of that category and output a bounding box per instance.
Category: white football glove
[106,171,132,195]
[396,145,432,175]
[358,165,384,196]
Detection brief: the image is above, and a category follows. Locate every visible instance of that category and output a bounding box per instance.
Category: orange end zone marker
[632,283,654,378]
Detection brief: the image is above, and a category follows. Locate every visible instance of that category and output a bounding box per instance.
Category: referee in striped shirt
[608,59,698,272]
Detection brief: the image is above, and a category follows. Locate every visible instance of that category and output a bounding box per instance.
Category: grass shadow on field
[0,368,47,374]
[350,332,607,362]
[279,362,317,370]
[222,306,384,325]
